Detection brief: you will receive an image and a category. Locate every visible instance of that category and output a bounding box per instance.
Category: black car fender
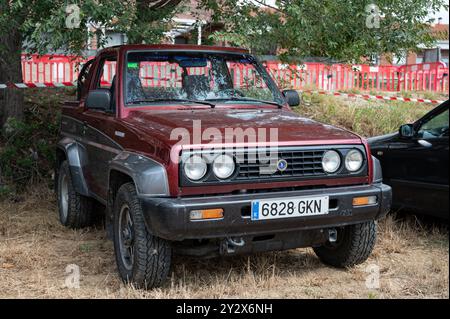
[108,152,170,197]
[56,137,90,196]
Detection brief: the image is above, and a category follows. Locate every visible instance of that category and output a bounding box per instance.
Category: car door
[386,102,449,217]
[79,53,122,202]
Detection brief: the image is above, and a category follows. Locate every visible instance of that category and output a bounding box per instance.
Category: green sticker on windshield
[127,62,138,69]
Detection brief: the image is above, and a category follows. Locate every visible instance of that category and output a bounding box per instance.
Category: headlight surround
[212,154,235,179]
[184,155,207,181]
[345,149,364,172]
[322,150,341,173]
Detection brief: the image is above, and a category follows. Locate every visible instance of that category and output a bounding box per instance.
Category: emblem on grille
[277,159,288,172]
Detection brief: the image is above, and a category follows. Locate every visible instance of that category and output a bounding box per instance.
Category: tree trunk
[0,26,24,128]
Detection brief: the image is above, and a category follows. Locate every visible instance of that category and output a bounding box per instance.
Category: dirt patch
[0,188,448,299]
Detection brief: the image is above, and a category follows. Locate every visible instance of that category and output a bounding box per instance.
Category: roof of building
[430,23,449,41]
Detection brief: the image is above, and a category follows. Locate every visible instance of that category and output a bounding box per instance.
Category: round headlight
[213,154,235,179]
[322,150,341,173]
[184,155,207,181]
[345,149,364,172]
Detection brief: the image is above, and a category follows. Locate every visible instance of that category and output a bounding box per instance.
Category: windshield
[124,51,285,107]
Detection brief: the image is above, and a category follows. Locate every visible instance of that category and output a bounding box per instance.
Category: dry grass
[296,93,437,137]
[0,91,448,299]
[0,188,448,299]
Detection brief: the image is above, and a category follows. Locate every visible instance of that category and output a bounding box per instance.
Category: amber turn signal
[190,208,224,220]
[353,196,377,207]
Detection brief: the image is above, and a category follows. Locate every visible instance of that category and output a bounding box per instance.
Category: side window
[417,108,449,139]
[87,55,117,112]
[77,59,94,100]
[96,56,117,89]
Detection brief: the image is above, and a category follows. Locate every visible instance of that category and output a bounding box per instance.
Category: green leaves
[200,0,448,63]
[5,0,446,62]
[1,0,182,57]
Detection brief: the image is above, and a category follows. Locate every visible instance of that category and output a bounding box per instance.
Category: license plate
[251,196,329,221]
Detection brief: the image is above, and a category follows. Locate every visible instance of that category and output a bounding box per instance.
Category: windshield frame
[122,49,286,109]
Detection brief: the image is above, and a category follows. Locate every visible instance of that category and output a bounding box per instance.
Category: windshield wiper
[128,98,216,108]
[205,97,284,109]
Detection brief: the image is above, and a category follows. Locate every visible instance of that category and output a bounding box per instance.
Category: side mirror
[85,89,111,111]
[282,89,300,107]
[399,124,414,138]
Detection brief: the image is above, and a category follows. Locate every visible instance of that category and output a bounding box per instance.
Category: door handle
[417,139,432,147]
[82,122,88,135]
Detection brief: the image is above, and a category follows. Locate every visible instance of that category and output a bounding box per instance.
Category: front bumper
[140,183,392,241]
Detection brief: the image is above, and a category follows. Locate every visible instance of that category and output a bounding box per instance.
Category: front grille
[179,145,368,187]
[236,149,325,180]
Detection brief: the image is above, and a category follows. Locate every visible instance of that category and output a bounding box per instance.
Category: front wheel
[113,182,172,289]
[57,161,94,228]
[313,221,377,267]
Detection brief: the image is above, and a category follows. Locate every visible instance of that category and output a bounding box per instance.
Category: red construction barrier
[263,61,449,93]
[12,54,450,94]
[21,54,84,84]
[263,62,402,92]
[397,62,449,92]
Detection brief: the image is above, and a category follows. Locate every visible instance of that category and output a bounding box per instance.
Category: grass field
[0,189,447,299]
[0,91,448,299]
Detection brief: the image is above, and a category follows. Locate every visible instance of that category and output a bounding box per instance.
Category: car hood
[123,108,362,149]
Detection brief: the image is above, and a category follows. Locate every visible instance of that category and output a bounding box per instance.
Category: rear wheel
[313,221,377,267]
[113,182,172,289]
[57,161,94,228]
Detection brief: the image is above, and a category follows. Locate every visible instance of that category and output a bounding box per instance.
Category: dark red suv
[56,44,392,289]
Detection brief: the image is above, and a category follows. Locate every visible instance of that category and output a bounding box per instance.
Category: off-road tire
[57,161,94,228]
[313,221,377,267]
[113,182,172,289]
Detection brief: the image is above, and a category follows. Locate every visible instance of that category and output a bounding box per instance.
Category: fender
[109,152,170,197]
[57,137,90,196]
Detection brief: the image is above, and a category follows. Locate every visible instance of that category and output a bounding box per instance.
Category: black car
[369,100,449,220]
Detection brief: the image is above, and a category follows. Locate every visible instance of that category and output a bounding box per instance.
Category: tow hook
[220,237,245,254]
[328,228,338,243]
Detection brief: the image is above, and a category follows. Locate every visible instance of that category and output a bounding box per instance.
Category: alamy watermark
[65,4,81,29]
[170,120,281,174]
[365,4,381,29]
[365,264,380,289]
[64,264,80,289]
